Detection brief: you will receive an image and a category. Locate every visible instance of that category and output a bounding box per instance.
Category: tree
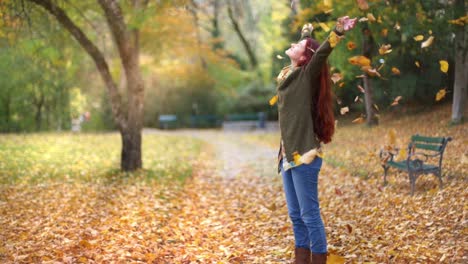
[450,0,467,124]
[26,0,146,171]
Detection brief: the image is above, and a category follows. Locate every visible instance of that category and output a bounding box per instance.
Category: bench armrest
[380,147,399,164]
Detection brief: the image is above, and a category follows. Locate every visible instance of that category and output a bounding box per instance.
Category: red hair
[298,38,335,144]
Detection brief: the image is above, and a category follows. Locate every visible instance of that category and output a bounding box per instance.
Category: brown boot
[294,247,311,264]
[311,253,327,264]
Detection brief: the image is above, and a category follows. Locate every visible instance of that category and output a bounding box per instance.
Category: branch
[28,0,126,129]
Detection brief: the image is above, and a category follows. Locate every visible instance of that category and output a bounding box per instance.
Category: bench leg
[437,169,443,190]
[409,172,416,196]
[383,166,389,186]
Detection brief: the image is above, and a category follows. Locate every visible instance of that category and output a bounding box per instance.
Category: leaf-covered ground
[1,104,466,263]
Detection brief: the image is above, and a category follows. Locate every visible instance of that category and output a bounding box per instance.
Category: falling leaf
[339,82,345,88]
[319,22,330,32]
[421,36,434,48]
[347,41,357,50]
[359,17,369,22]
[381,28,388,37]
[373,104,379,111]
[331,73,342,84]
[394,22,401,30]
[379,44,392,55]
[391,67,401,75]
[435,89,446,101]
[391,96,402,106]
[328,31,341,48]
[293,151,302,165]
[357,85,365,93]
[354,96,360,102]
[361,66,381,77]
[415,61,421,68]
[439,60,449,73]
[352,116,365,124]
[448,15,468,26]
[269,95,278,106]
[367,13,376,22]
[377,15,383,23]
[340,107,349,115]
[348,56,371,66]
[414,35,424,41]
[357,0,369,11]
[276,55,284,60]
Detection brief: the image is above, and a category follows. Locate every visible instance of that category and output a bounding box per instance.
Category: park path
[143,129,294,263]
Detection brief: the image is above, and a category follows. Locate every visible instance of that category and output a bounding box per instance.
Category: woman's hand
[336,16,358,33]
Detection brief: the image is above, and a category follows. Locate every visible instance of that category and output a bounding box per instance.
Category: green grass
[0,132,203,185]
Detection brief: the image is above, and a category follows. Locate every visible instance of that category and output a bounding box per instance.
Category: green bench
[380,134,452,195]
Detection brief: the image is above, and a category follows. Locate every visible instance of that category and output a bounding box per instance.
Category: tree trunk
[34,95,44,131]
[361,26,378,126]
[451,0,468,124]
[29,0,144,171]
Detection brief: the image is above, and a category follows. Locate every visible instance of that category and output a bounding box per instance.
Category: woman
[271,16,357,264]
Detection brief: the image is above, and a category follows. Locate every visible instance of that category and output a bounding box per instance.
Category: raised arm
[304,16,357,77]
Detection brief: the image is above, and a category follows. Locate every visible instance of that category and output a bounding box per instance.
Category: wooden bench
[380,134,452,195]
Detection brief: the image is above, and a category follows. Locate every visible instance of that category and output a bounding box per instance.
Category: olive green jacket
[277,30,342,166]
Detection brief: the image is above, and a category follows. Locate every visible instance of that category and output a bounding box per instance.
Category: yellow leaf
[439,60,449,73]
[328,254,346,264]
[415,61,420,68]
[338,82,345,88]
[319,22,330,32]
[367,13,376,22]
[293,151,302,165]
[357,85,365,93]
[348,56,371,66]
[421,36,434,48]
[391,96,402,106]
[328,31,341,48]
[414,35,424,41]
[269,95,278,106]
[276,54,284,60]
[381,28,388,37]
[435,89,446,101]
[340,106,349,115]
[378,44,392,55]
[391,67,401,75]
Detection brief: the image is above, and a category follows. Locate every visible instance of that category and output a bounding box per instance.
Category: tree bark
[227,1,258,69]
[451,0,468,124]
[29,0,144,171]
[361,26,378,126]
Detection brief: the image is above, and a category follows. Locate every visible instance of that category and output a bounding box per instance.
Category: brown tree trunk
[451,0,468,124]
[361,27,378,126]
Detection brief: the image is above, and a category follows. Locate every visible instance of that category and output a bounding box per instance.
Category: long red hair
[298,38,335,144]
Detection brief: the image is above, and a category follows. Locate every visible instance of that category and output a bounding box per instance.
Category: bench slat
[413,143,442,152]
[387,161,438,171]
[411,135,444,144]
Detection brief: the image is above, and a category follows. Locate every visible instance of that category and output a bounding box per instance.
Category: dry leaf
[439,60,449,73]
[357,0,369,11]
[269,95,278,106]
[348,56,371,66]
[276,55,284,60]
[379,44,392,55]
[394,22,401,30]
[357,85,365,93]
[415,61,421,68]
[331,73,342,84]
[354,96,360,102]
[381,28,388,37]
[435,89,446,101]
[352,116,365,124]
[340,107,349,115]
[391,96,402,106]
[347,41,357,50]
[359,17,369,22]
[421,36,434,48]
[338,82,345,88]
[391,67,401,75]
[414,35,424,41]
[367,13,376,22]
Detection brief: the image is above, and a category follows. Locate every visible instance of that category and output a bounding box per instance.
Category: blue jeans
[281,157,327,253]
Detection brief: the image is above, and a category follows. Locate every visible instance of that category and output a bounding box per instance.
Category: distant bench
[380,134,452,195]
